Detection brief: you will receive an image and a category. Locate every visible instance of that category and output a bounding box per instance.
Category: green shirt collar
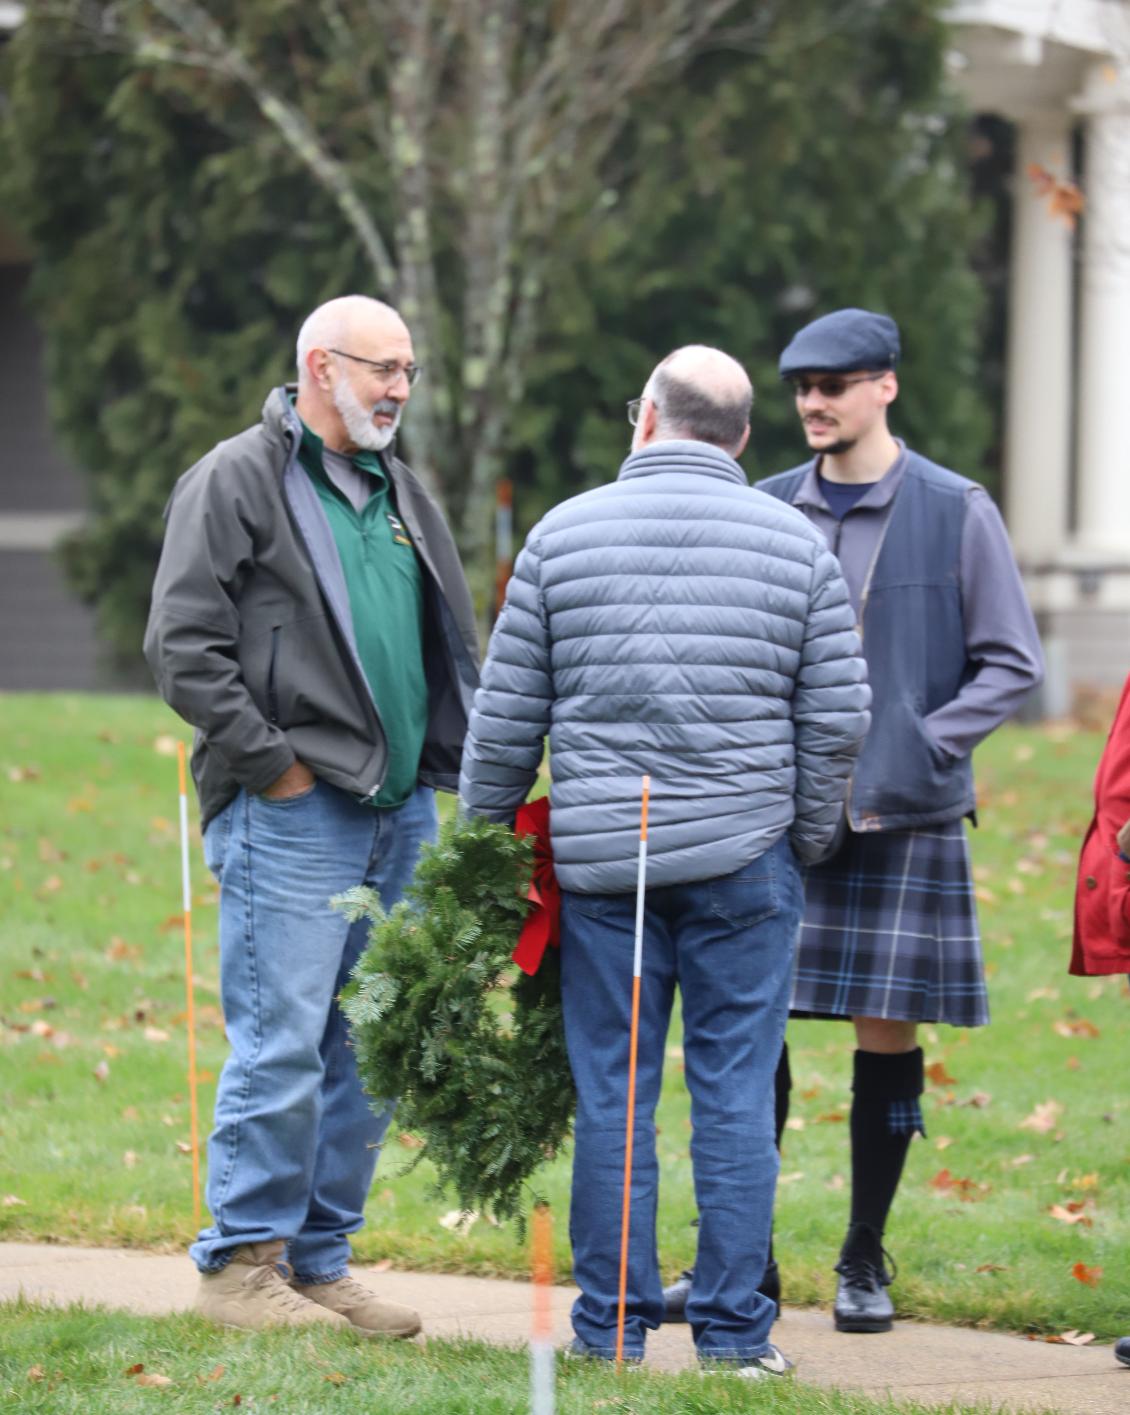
[298,418,388,489]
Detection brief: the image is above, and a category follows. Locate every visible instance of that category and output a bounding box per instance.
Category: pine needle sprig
[339,813,574,1224]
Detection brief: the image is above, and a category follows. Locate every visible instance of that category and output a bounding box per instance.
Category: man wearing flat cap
[667,308,1043,1334]
[767,307,1044,1329]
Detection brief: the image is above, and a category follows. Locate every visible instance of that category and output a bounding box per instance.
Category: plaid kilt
[791,820,989,1027]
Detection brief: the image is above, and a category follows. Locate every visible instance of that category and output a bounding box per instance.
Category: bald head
[639,345,753,456]
[296,296,408,386]
[293,294,416,455]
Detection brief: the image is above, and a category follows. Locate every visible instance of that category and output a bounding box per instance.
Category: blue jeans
[190,779,437,1279]
[560,835,801,1361]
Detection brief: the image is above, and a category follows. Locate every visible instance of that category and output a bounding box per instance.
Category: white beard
[332,377,401,451]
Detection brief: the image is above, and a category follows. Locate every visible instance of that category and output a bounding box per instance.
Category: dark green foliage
[2,0,990,658]
[510,0,992,519]
[1,12,367,658]
[339,815,574,1225]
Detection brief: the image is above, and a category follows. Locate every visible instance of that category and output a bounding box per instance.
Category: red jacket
[1072,674,1130,975]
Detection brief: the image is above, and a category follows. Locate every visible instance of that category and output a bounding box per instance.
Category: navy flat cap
[778,308,900,378]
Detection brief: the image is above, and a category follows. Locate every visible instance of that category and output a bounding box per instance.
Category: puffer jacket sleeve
[791,547,871,862]
[459,534,552,819]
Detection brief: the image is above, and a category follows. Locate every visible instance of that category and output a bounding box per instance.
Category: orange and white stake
[615,774,650,1369]
[530,1204,555,1414]
[176,741,202,1232]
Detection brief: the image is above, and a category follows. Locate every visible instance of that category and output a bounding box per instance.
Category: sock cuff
[852,1046,924,1101]
[776,1040,792,1094]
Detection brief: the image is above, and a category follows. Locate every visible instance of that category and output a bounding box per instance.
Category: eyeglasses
[627,397,651,426]
[789,372,886,399]
[329,348,422,386]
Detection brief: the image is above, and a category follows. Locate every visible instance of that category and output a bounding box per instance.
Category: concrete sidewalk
[1,1242,1126,1413]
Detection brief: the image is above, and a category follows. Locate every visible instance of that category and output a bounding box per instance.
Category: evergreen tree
[2,1,986,659]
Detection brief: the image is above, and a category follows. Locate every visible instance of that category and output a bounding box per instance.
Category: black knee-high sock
[774,1040,791,1151]
[761,1041,791,1284]
[848,1048,924,1239]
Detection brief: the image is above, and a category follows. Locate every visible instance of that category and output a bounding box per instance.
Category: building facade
[949,0,1130,711]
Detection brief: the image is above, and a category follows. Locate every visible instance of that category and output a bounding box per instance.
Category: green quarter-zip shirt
[298,423,427,808]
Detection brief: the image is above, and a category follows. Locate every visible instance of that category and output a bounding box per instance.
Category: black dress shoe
[661,1258,782,1324]
[832,1223,895,1333]
[1115,1336,1130,1367]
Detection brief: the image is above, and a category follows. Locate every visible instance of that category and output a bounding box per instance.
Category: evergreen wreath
[338,813,574,1224]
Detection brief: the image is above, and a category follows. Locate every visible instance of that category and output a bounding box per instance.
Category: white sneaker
[701,1343,794,1379]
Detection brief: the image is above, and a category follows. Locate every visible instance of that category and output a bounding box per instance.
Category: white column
[1075,98,1130,557]
[1003,114,1074,562]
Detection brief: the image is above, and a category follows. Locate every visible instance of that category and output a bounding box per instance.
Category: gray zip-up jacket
[459,439,871,893]
[144,387,479,830]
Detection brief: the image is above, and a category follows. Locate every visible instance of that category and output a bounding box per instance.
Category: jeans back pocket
[708,854,779,929]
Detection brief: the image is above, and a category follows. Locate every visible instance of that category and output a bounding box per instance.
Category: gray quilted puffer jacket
[459,439,871,893]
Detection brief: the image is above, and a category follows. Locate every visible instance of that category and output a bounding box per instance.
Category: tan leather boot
[291,1273,422,1338]
[196,1242,351,1331]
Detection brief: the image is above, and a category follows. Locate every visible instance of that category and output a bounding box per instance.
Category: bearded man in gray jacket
[145,295,479,1335]
[459,345,871,1377]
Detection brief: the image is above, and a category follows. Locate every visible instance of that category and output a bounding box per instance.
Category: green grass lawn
[1,693,1127,1346]
[0,1303,1013,1415]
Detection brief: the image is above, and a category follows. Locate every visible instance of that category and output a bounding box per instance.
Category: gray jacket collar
[617,438,748,486]
[793,439,908,513]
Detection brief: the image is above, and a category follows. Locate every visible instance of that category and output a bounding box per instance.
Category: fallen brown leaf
[1053,1018,1100,1040]
[323,1372,348,1385]
[929,1169,991,1201]
[397,1132,425,1149]
[960,1091,992,1109]
[935,1136,954,1151]
[27,1365,46,1381]
[1072,1262,1102,1286]
[2,1195,27,1207]
[124,1363,145,1376]
[1019,1100,1062,1133]
[123,1151,138,1169]
[1060,1330,1096,1346]
[926,1061,957,1087]
[975,1263,1007,1274]
[136,1372,173,1388]
[1048,1204,1092,1227]
[105,937,140,962]
[93,1060,110,1083]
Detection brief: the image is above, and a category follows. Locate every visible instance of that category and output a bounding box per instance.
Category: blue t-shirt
[817,474,873,521]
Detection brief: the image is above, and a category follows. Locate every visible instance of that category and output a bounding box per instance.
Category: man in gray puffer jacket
[459,345,870,1375]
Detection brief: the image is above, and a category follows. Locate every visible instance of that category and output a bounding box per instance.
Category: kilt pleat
[791,820,989,1027]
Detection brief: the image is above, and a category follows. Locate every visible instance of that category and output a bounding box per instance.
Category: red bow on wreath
[512,796,561,975]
